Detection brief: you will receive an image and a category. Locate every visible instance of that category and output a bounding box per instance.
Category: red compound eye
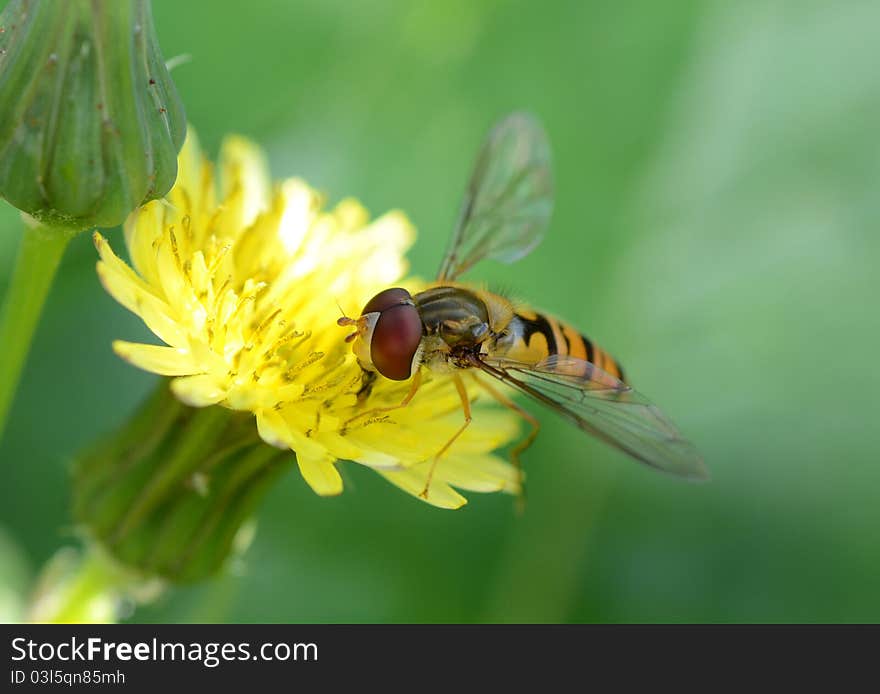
[371,303,422,381]
[361,287,412,315]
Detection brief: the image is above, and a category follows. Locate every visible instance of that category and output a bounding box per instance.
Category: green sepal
[0,0,186,231]
[73,383,293,583]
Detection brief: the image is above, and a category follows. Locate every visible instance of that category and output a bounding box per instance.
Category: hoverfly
[339,112,706,500]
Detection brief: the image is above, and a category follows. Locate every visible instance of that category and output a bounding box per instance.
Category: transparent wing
[437,112,554,282]
[475,354,708,480]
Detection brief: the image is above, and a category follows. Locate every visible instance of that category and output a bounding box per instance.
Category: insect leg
[419,373,472,500]
[340,369,422,434]
[472,373,539,510]
[355,368,378,404]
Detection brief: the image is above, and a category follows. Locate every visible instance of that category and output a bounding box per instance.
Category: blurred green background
[2,0,879,622]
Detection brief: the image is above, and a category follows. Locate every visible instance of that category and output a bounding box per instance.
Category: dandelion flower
[95,130,520,509]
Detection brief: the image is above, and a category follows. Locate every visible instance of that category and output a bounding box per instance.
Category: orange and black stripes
[511,310,626,383]
[517,313,560,355]
[588,338,626,383]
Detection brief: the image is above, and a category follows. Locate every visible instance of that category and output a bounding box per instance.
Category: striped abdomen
[499,309,626,383]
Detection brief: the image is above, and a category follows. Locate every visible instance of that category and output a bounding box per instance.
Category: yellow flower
[95,130,520,509]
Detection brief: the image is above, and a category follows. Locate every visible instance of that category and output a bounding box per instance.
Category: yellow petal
[170,374,227,406]
[309,431,374,467]
[112,341,199,376]
[333,198,369,230]
[167,129,214,226]
[444,408,522,454]
[93,232,153,295]
[256,408,290,449]
[352,211,415,287]
[352,450,407,470]
[440,454,520,494]
[187,336,232,378]
[123,201,165,287]
[188,250,211,298]
[345,418,459,465]
[377,467,467,510]
[94,233,186,346]
[279,410,342,461]
[277,179,321,255]
[297,454,343,496]
[219,135,270,227]
[154,231,192,313]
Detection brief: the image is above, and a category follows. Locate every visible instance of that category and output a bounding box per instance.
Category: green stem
[0,220,72,441]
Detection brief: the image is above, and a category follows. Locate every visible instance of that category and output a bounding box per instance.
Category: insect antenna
[334,298,360,342]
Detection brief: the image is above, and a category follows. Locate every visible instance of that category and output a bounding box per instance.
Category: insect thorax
[413,286,492,345]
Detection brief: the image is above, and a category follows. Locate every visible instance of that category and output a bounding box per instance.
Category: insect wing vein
[475,355,707,480]
[437,112,554,282]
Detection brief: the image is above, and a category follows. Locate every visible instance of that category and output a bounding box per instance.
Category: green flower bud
[0,0,186,230]
[26,544,162,623]
[73,384,293,583]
